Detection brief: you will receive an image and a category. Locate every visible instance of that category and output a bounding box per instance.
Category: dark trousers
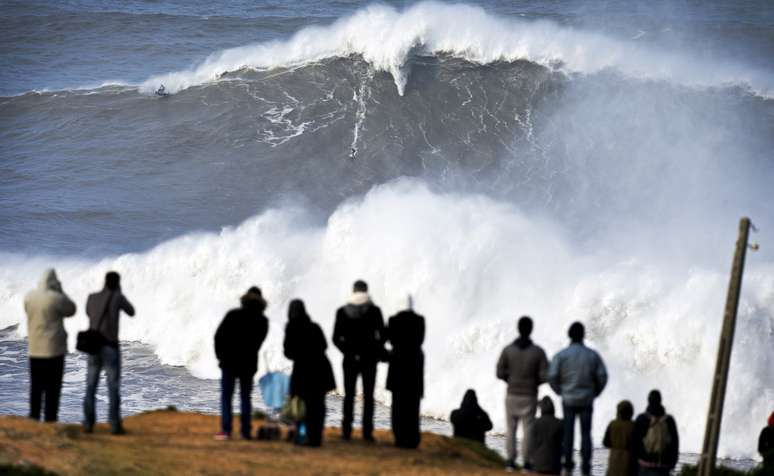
[391,391,421,448]
[84,345,122,430]
[220,369,254,438]
[563,404,593,474]
[342,357,377,438]
[303,394,326,447]
[29,356,65,422]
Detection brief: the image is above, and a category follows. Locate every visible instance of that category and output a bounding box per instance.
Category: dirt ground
[0,410,513,475]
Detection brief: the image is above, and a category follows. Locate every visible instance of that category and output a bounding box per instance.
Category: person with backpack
[385,295,425,449]
[496,316,549,471]
[529,396,564,475]
[603,400,637,476]
[83,271,135,435]
[24,269,77,422]
[332,280,386,441]
[758,411,774,472]
[450,389,493,444]
[633,390,679,476]
[213,286,269,440]
[283,299,336,447]
[548,321,608,476]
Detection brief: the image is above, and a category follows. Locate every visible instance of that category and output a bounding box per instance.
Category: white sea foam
[1,180,772,458]
[138,2,773,97]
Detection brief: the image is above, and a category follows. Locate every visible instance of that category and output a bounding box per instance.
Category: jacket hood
[38,269,62,293]
[460,389,478,409]
[617,400,634,420]
[769,410,774,427]
[344,292,371,317]
[539,396,555,416]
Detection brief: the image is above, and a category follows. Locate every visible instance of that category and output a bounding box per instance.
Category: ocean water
[1,0,773,471]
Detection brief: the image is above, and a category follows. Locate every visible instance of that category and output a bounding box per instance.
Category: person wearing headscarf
[603,400,636,476]
[386,295,425,448]
[450,389,493,444]
[24,269,76,422]
[283,299,336,447]
[214,286,268,440]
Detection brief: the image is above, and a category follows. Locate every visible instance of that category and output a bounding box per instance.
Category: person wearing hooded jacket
[548,321,608,476]
[761,411,774,472]
[385,295,424,448]
[283,299,336,447]
[496,316,549,471]
[450,389,493,443]
[603,400,636,476]
[214,286,269,440]
[24,269,77,422]
[332,280,385,441]
[633,390,679,476]
[529,396,564,475]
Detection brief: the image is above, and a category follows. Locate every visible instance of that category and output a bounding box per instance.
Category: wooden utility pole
[697,217,752,476]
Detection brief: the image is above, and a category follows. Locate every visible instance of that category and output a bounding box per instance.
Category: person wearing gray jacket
[496,316,549,472]
[24,269,77,422]
[83,271,135,435]
[548,322,608,476]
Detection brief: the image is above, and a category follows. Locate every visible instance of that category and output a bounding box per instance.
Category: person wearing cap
[214,286,269,440]
[385,295,425,448]
[332,280,385,441]
[548,321,608,476]
[496,316,549,471]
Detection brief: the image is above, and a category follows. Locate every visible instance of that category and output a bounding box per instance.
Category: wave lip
[139,1,773,98]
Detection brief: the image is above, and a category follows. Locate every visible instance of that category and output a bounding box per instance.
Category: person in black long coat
[386,296,425,449]
[283,299,336,447]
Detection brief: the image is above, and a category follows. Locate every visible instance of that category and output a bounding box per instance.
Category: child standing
[603,400,636,476]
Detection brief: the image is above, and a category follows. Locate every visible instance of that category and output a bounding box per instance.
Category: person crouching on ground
[283,299,336,447]
[214,286,268,440]
[24,269,76,422]
[603,400,636,476]
[529,395,563,475]
[450,389,493,444]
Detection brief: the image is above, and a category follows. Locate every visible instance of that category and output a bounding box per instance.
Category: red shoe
[214,432,231,441]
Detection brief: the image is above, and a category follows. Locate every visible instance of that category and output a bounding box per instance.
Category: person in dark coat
[332,280,385,441]
[603,400,636,476]
[633,390,679,476]
[214,286,269,440]
[385,295,424,448]
[283,299,336,447]
[450,389,493,443]
[529,395,563,475]
[760,411,774,471]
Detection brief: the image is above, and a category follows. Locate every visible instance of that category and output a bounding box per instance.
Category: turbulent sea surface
[1,0,773,470]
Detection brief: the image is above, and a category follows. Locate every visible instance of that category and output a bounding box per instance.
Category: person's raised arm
[118,294,135,317]
[57,292,77,318]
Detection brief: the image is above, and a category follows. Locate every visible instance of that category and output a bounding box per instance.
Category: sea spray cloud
[1,179,772,457]
[140,2,773,97]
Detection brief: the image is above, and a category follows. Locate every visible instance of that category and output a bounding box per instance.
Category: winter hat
[768,410,774,427]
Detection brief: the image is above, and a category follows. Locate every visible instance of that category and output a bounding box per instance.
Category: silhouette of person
[332,280,385,441]
[761,411,774,472]
[386,295,424,448]
[603,400,636,476]
[548,322,608,476]
[83,271,135,435]
[450,389,493,444]
[283,299,336,447]
[529,396,563,475]
[633,390,679,476]
[24,269,76,422]
[213,286,268,440]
